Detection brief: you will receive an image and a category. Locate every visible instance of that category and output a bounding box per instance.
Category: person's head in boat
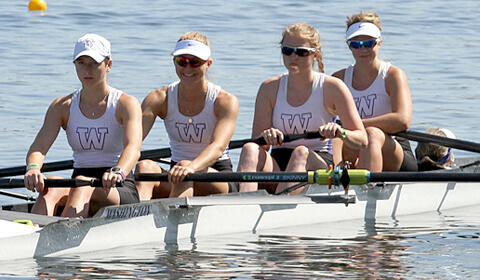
[415,128,455,171]
[280,23,323,73]
[171,31,212,82]
[345,12,383,62]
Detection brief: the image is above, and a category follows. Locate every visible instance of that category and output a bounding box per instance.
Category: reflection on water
[2,206,478,279]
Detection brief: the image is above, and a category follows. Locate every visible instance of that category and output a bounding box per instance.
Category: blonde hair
[415,128,454,169]
[177,31,210,46]
[280,23,324,73]
[346,11,383,30]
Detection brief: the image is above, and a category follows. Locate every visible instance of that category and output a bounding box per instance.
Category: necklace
[90,94,108,116]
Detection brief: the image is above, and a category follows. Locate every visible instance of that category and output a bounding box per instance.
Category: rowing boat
[1,156,479,261]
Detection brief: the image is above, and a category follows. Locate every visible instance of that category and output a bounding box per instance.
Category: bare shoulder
[386,65,408,80]
[143,86,168,105]
[324,74,349,94]
[331,68,346,80]
[217,88,238,104]
[257,75,282,99]
[50,93,73,112]
[118,91,141,106]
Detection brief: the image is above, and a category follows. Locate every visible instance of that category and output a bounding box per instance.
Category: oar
[0,131,321,178]
[0,178,103,189]
[228,130,321,149]
[0,189,36,201]
[395,130,480,153]
[135,170,480,185]
[0,148,172,178]
[3,169,479,189]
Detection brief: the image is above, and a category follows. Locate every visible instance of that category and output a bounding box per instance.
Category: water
[1,0,480,278]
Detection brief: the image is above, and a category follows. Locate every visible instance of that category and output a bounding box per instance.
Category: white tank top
[272,72,334,153]
[344,61,392,119]
[66,87,124,168]
[164,81,229,162]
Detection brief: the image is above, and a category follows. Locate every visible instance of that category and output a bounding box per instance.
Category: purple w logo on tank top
[175,123,206,143]
[76,127,108,150]
[355,94,377,118]
[280,113,312,134]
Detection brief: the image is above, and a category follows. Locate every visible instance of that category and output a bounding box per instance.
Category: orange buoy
[28,0,47,11]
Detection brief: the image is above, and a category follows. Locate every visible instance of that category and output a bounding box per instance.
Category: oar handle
[0,178,106,189]
[228,131,321,150]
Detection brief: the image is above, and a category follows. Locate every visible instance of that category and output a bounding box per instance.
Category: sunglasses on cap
[281,46,317,57]
[347,38,380,49]
[174,56,207,68]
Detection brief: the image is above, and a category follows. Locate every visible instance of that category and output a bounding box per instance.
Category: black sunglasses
[281,46,317,57]
[347,39,380,49]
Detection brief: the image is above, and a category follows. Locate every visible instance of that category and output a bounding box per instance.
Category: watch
[109,167,126,180]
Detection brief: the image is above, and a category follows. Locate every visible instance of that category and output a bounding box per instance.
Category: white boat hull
[1,180,479,260]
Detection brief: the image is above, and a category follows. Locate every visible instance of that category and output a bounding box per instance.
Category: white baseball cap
[172,40,211,60]
[439,128,456,139]
[73,34,111,63]
[346,22,381,40]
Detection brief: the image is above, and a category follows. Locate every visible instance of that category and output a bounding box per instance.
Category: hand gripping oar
[0,131,321,178]
[395,130,480,153]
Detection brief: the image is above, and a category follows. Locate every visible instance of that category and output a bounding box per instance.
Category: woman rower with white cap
[333,11,418,172]
[135,31,239,199]
[24,34,143,217]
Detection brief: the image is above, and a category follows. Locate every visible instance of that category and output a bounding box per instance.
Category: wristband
[340,128,347,139]
[109,167,126,180]
[26,163,40,171]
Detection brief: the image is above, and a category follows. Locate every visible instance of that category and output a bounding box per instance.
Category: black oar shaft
[135,172,310,183]
[0,178,103,189]
[369,172,480,182]
[396,130,480,153]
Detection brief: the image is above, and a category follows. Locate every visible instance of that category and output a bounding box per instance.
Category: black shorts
[170,159,233,172]
[271,148,334,171]
[396,138,418,171]
[72,167,140,204]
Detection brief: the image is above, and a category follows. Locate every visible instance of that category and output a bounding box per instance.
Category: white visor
[346,22,381,40]
[172,40,211,60]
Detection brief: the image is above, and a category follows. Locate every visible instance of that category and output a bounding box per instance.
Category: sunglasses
[281,46,317,57]
[347,39,380,49]
[174,56,206,68]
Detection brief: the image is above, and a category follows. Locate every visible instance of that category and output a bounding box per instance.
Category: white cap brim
[172,40,211,60]
[346,22,381,40]
[73,50,107,63]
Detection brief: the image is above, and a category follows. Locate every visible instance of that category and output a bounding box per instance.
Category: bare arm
[251,76,283,147]
[362,66,412,133]
[25,95,70,192]
[114,93,143,175]
[187,90,239,172]
[140,86,168,140]
[323,76,367,149]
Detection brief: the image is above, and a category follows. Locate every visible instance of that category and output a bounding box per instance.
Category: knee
[365,127,385,143]
[240,143,261,157]
[136,159,161,173]
[291,145,310,159]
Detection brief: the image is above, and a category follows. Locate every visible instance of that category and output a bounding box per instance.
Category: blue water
[1,0,480,278]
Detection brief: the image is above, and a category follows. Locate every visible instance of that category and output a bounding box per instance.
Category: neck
[81,83,109,103]
[288,69,314,88]
[179,80,208,101]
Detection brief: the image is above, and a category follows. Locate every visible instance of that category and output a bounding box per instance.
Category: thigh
[381,136,405,171]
